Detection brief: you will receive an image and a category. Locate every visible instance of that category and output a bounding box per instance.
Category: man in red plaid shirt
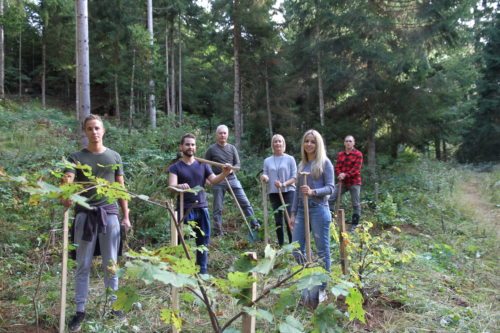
[329,135,363,230]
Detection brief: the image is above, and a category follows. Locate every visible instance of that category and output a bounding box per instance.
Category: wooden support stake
[242,252,257,333]
[59,209,69,333]
[170,194,183,333]
[337,209,349,275]
[261,180,269,245]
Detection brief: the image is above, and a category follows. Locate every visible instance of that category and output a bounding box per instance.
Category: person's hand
[177,183,190,190]
[274,180,282,189]
[222,163,232,176]
[121,217,131,232]
[261,175,269,182]
[338,173,346,180]
[300,185,313,196]
[290,215,295,231]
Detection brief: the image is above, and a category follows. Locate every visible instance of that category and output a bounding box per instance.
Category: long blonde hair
[298,129,327,179]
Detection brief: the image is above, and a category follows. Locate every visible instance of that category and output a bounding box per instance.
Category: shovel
[225,178,256,241]
[298,172,321,310]
[278,186,293,232]
[59,208,69,333]
[261,179,269,245]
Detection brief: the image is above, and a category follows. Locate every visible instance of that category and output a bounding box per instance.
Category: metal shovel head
[300,285,321,310]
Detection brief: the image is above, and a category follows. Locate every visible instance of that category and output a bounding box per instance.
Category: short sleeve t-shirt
[66,148,124,206]
[168,160,213,209]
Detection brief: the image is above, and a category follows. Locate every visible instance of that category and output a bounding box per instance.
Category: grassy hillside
[0,102,498,332]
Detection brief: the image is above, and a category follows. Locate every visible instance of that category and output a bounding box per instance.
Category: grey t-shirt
[204,143,240,175]
[66,148,124,206]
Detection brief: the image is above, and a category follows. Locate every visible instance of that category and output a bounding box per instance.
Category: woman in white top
[261,134,297,246]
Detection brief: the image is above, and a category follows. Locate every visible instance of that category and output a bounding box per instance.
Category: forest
[0,0,499,332]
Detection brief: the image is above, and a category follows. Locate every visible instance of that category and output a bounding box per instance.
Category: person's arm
[232,145,241,169]
[207,164,232,185]
[116,174,131,231]
[283,156,297,187]
[168,170,190,190]
[335,152,345,180]
[309,160,335,197]
[261,158,269,182]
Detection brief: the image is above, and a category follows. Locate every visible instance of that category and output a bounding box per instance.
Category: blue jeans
[184,208,211,274]
[292,201,332,272]
[74,213,120,312]
[212,176,256,232]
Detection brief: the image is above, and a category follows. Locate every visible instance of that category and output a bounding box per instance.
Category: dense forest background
[1,0,498,164]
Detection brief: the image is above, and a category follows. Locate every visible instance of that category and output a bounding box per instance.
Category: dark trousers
[269,191,294,246]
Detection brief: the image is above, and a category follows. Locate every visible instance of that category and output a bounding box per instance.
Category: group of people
[62,114,363,332]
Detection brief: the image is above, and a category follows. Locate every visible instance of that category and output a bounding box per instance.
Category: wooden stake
[59,209,69,333]
[261,180,269,245]
[338,209,349,275]
[242,252,257,333]
[300,172,312,262]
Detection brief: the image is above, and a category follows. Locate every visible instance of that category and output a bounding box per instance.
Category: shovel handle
[278,187,292,231]
[302,174,312,262]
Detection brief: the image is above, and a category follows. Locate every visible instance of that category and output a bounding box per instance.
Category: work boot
[350,214,360,232]
[250,220,261,231]
[111,310,126,322]
[68,311,85,332]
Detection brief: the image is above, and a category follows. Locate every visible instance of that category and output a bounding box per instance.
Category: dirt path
[456,176,500,238]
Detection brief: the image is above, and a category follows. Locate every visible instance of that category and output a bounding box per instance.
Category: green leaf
[113,286,139,312]
[242,307,274,323]
[251,244,276,275]
[70,193,91,209]
[227,271,255,289]
[274,288,298,315]
[171,257,198,275]
[346,288,366,323]
[295,272,329,291]
[312,304,343,333]
[330,280,355,298]
[279,315,304,333]
[160,308,182,331]
[233,253,257,272]
[125,261,197,288]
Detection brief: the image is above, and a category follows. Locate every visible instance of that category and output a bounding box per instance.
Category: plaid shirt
[335,148,363,186]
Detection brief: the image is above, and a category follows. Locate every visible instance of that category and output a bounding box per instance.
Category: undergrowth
[0,101,498,332]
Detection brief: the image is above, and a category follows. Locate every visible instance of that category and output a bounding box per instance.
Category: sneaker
[111,310,126,322]
[318,290,328,303]
[250,220,261,231]
[68,312,85,332]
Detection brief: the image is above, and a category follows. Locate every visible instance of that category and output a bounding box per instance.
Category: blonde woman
[291,129,334,301]
[261,134,297,246]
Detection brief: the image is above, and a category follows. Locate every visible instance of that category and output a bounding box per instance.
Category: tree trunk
[114,74,120,121]
[165,22,171,115]
[316,23,324,127]
[76,0,91,147]
[265,63,272,140]
[75,2,79,120]
[442,139,448,162]
[129,49,136,134]
[233,0,242,149]
[42,38,46,108]
[18,29,22,97]
[0,0,4,99]
[368,106,378,203]
[178,16,182,123]
[170,23,176,116]
[434,136,441,160]
[147,0,156,128]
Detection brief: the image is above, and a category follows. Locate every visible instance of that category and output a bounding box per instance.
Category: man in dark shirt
[168,133,231,273]
[204,125,260,236]
[329,135,363,230]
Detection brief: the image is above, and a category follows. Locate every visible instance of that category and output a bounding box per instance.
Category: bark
[434,136,441,160]
[129,49,136,134]
[233,0,242,148]
[76,0,91,147]
[170,22,176,116]
[114,74,120,120]
[165,22,171,115]
[0,0,4,99]
[42,39,46,108]
[178,16,182,123]
[316,23,324,127]
[265,63,273,140]
[147,0,156,128]
[18,29,22,97]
